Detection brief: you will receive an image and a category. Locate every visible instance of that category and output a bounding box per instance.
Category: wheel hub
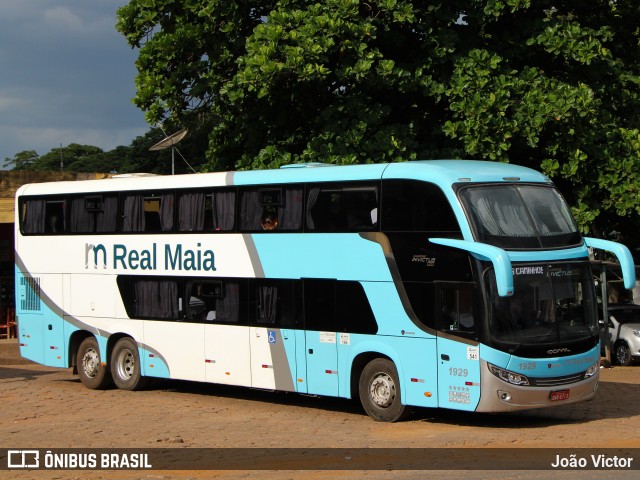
[116,349,135,379]
[370,373,396,408]
[82,348,100,378]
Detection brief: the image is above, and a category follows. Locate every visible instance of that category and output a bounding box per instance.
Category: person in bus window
[261,207,279,231]
[47,213,62,233]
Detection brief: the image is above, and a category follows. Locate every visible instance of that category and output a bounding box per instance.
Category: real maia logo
[85,243,216,272]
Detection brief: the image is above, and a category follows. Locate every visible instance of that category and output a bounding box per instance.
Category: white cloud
[41,5,117,37]
[44,6,85,31]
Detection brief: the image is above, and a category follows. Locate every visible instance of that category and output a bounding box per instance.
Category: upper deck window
[459,184,581,249]
[21,198,65,234]
[178,190,235,232]
[122,192,174,233]
[381,180,460,233]
[69,195,118,233]
[306,183,379,232]
[239,186,303,232]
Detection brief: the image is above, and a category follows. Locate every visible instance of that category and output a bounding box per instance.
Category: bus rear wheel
[111,337,149,391]
[77,337,112,389]
[358,358,409,422]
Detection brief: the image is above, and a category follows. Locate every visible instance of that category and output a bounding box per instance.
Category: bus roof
[16,160,550,196]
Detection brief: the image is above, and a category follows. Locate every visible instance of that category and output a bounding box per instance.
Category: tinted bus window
[336,282,377,334]
[45,200,65,234]
[118,276,182,320]
[21,197,65,234]
[21,198,46,234]
[304,279,336,331]
[178,190,235,232]
[186,279,243,323]
[239,187,303,232]
[69,195,118,233]
[249,279,300,327]
[381,180,460,233]
[307,183,379,232]
[122,192,174,233]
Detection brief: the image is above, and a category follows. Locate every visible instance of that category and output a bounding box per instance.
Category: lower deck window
[117,276,378,334]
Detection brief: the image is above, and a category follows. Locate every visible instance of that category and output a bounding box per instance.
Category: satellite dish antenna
[149,128,188,175]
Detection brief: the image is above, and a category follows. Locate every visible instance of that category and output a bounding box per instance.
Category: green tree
[117,1,640,250]
[36,144,106,172]
[3,150,40,170]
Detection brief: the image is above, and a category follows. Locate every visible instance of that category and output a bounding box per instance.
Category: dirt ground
[1,339,639,479]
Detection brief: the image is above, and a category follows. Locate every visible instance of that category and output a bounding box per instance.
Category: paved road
[1,340,639,479]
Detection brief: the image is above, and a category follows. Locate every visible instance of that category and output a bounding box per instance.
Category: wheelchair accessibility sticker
[268,330,277,344]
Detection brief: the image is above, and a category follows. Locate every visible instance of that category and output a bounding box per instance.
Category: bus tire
[77,337,112,390]
[111,337,149,391]
[358,358,409,422]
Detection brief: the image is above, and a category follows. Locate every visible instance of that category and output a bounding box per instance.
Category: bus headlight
[488,363,530,386]
[584,362,599,378]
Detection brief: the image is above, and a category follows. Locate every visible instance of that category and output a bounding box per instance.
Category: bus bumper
[474,360,599,413]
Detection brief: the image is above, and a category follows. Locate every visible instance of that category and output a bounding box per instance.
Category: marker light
[584,362,599,378]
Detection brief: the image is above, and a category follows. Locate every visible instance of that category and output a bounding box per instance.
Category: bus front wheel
[111,337,149,391]
[358,358,409,422]
[77,337,112,390]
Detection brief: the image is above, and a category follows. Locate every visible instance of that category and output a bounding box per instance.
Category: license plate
[550,389,570,401]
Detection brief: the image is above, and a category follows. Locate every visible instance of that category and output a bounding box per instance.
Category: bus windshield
[486,263,597,350]
[459,184,581,249]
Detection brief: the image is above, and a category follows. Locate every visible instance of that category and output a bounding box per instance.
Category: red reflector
[20,343,26,347]
[49,346,56,350]
[149,354,155,358]
[411,378,418,383]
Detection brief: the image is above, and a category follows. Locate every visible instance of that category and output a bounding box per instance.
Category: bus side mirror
[429,238,514,297]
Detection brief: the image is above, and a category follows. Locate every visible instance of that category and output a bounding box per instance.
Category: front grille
[530,372,585,387]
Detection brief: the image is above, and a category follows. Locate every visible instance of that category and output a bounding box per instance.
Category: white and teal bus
[14,160,635,421]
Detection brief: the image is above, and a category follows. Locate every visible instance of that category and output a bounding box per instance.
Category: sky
[0,1,149,167]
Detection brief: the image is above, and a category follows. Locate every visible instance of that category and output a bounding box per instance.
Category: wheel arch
[347,343,406,402]
[350,352,391,401]
[105,332,136,367]
[68,330,94,373]
[69,331,134,373]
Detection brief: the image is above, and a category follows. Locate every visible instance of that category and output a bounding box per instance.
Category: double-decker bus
[14,160,635,421]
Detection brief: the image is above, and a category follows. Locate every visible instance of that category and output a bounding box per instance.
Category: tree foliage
[113,2,636,252]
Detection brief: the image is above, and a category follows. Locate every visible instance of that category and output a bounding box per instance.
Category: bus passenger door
[436,283,482,411]
[249,281,298,392]
[249,326,297,392]
[303,280,339,396]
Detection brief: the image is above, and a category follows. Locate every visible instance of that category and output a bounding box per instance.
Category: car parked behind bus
[606,304,640,366]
